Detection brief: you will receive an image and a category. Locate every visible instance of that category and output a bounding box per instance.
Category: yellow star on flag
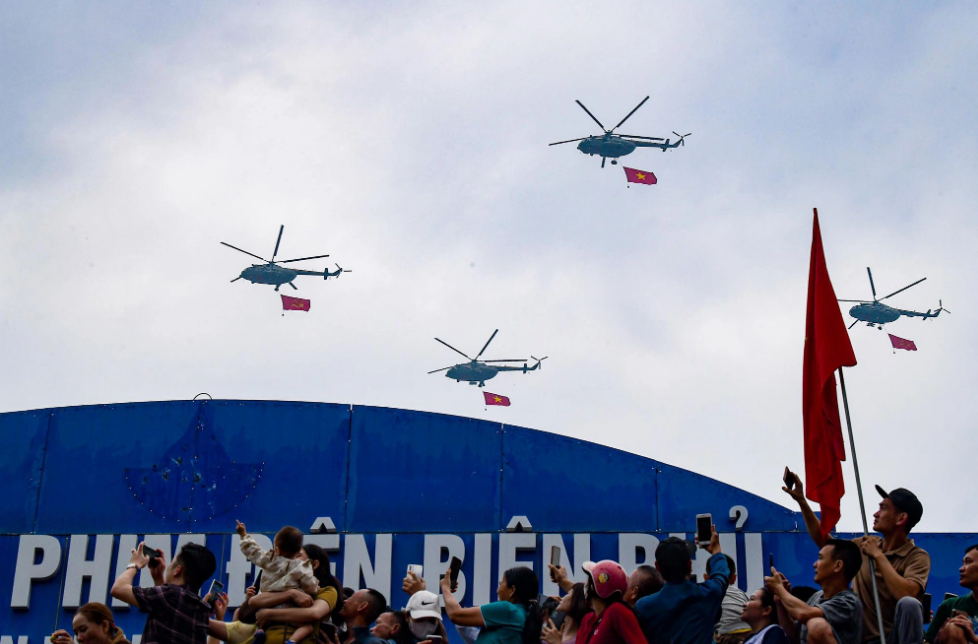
[493,396,503,403]
[637,173,646,180]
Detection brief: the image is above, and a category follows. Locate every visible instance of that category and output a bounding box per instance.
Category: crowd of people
[49,473,978,644]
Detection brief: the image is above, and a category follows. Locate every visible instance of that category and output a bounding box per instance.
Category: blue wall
[0,400,971,641]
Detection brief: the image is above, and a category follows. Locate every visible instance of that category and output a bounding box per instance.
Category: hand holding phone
[550,546,561,581]
[695,514,713,546]
[253,569,262,591]
[407,564,424,578]
[449,556,462,592]
[204,579,225,611]
[783,467,794,490]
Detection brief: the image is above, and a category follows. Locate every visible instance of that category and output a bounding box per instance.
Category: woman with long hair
[51,603,130,644]
[441,565,543,644]
[575,561,647,644]
[541,583,588,644]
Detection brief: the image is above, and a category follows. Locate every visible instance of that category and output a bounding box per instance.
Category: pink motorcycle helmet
[581,560,628,599]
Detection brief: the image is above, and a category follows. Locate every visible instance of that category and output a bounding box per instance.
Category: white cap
[405,591,442,620]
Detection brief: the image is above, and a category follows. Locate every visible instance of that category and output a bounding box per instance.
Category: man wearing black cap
[783,473,930,644]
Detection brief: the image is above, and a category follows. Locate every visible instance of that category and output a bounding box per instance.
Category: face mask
[409,621,438,640]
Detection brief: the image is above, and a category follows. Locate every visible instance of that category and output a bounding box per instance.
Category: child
[237,520,319,644]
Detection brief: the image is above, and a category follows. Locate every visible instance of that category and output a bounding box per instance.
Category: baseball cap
[404,590,442,620]
[875,485,923,530]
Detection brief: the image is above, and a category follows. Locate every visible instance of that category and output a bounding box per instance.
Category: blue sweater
[634,552,730,644]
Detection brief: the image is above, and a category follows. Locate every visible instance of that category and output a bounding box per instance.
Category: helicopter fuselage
[578,136,637,159]
[848,302,902,325]
[446,362,502,384]
[240,264,298,286]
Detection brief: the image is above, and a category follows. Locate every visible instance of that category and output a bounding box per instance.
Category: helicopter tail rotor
[938,300,950,315]
[327,263,352,279]
[531,355,548,370]
[672,132,692,146]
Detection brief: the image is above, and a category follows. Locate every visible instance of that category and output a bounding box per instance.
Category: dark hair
[363,589,387,624]
[790,586,818,603]
[174,543,217,592]
[502,567,543,644]
[825,539,863,581]
[275,526,304,558]
[757,588,779,626]
[632,566,664,601]
[706,554,736,577]
[965,544,978,556]
[565,583,589,625]
[655,537,692,583]
[388,610,414,644]
[302,544,344,624]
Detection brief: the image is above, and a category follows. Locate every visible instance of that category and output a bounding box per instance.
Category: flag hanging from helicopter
[281,295,311,312]
[623,167,657,185]
[888,334,917,352]
[483,392,511,407]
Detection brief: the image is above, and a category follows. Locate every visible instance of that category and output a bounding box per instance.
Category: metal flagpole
[838,367,887,644]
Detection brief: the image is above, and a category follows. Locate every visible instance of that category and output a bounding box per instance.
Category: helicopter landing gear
[611,159,618,165]
[478,381,486,388]
[288,282,298,290]
[274,285,281,292]
[601,157,606,168]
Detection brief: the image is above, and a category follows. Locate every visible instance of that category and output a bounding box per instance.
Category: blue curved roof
[0,399,798,535]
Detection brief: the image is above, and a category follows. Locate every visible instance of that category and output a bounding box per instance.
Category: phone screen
[783,467,793,488]
[449,556,462,587]
[922,594,932,622]
[550,546,561,567]
[695,514,712,544]
[769,553,774,569]
[254,569,262,590]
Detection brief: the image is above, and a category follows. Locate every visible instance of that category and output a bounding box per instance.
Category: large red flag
[803,209,857,536]
[483,392,511,407]
[281,295,311,312]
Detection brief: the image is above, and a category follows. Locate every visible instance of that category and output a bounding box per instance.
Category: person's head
[557,583,588,625]
[872,486,923,536]
[655,537,693,583]
[274,525,304,558]
[582,560,628,605]
[371,610,406,641]
[704,554,737,585]
[813,539,862,587]
[498,567,543,644]
[740,588,779,631]
[404,590,442,640]
[166,543,217,592]
[340,588,387,627]
[72,603,126,644]
[625,565,664,607]
[302,544,345,621]
[959,545,978,590]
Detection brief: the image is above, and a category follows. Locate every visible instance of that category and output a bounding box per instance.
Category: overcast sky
[2,1,976,532]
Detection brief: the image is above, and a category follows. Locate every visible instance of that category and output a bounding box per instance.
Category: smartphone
[945,593,959,602]
[922,593,932,622]
[427,637,443,643]
[550,610,566,631]
[407,564,423,578]
[449,556,462,589]
[783,467,794,490]
[695,514,712,546]
[204,579,224,610]
[143,546,163,567]
[321,623,338,641]
[769,553,775,570]
[551,546,561,568]
[253,569,262,591]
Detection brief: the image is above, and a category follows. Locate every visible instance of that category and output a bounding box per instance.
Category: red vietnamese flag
[483,392,510,407]
[803,209,857,537]
[281,294,311,312]
[888,334,917,352]
[623,167,657,185]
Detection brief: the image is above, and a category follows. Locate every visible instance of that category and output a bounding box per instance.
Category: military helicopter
[221,225,351,291]
[838,267,948,330]
[549,96,690,168]
[428,329,547,387]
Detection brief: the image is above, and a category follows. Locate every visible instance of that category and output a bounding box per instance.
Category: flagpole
[837,367,887,644]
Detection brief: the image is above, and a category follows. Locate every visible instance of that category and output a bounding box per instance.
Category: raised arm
[110,543,165,606]
[783,471,827,548]
[255,597,331,629]
[440,566,486,627]
[766,567,824,624]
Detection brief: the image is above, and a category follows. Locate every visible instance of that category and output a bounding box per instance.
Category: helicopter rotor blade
[482,359,528,363]
[230,277,242,283]
[549,137,588,146]
[435,338,471,360]
[879,277,927,302]
[575,100,606,131]
[837,299,873,303]
[271,225,284,263]
[277,254,331,264]
[618,135,665,141]
[611,96,650,132]
[220,242,268,263]
[866,267,877,298]
[428,366,453,374]
[475,329,499,361]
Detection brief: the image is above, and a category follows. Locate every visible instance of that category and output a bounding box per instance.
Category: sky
[2,1,976,532]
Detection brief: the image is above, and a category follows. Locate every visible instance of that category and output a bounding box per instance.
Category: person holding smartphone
[575,560,648,644]
[541,583,588,644]
[924,544,978,644]
[441,565,542,644]
[50,603,131,644]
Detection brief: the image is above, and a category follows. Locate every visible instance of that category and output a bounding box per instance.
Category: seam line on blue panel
[31,410,54,534]
[343,405,354,532]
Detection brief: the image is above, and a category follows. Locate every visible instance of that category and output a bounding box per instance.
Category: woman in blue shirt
[441,566,542,644]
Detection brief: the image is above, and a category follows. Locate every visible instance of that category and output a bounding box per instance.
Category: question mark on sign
[729,505,748,531]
